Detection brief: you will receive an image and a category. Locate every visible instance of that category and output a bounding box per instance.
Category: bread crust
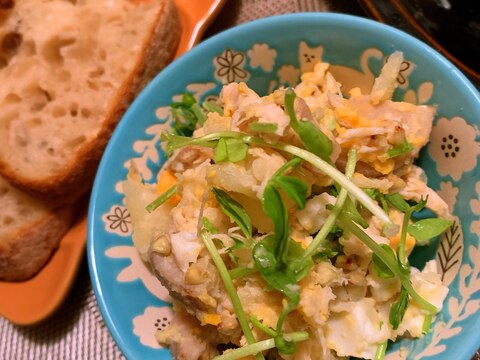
[0,205,75,281]
[0,0,181,281]
[0,0,14,21]
[0,0,181,204]
[0,0,14,11]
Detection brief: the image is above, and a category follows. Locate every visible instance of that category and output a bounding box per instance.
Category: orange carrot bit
[156,170,181,205]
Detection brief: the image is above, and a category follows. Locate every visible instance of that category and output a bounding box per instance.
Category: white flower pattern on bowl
[437,181,459,213]
[133,306,173,349]
[102,205,132,236]
[214,48,249,83]
[429,116,480,181]
[105,245,171,302]
[403,82,434,105]
[247,43,277,72]
[470,181,480,237]
[277,65,300,86]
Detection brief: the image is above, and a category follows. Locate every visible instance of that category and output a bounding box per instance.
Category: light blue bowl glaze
[88,13,480,360]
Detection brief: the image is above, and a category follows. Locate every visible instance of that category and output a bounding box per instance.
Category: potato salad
[124,52,451,360]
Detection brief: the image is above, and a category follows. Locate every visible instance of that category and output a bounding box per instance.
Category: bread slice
[0,0,181,202]
[0,176,74,281]
[0,0,180,280]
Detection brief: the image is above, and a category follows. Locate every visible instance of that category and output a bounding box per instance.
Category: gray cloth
[1,0,478,359]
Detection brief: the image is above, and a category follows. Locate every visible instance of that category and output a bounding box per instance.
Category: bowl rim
[87,12,480,359]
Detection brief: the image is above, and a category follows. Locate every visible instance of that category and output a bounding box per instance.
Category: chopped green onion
[422,314,433,334]
[145,184,178,213]
[251,316,277,337]
[249,122,278,133]
[202,217,218,234]
[272,157,302,177]
[302,148,357,260]
[386,139,414,158]
[212,332,309,360]
[199,230,264,360]
[374,341,388,360]
[398,207,413,266]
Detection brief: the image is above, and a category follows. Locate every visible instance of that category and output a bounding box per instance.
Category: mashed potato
[124,52,450,360]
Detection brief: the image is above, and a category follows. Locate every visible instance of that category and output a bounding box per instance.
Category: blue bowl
[88,13,480,360]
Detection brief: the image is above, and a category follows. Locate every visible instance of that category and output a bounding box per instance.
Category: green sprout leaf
[261,154,308,266]
[170,92,207,136]
[372,244,397,279]
[408,218,452,245]
[284,88,332,163]
[171,92,195,107]
[252,241,300,304]
[385,193,410,213]
[263,185,290,262]
[203,100,224,115]
[390,287,410,330]
[274,176,308,209]
[286,240,314,281]
[214,138,248,163]
[202,217,218,234]
[340,197,369,229]
[212,188,253,242]
[268,157,308,210]
[191,103,207,125]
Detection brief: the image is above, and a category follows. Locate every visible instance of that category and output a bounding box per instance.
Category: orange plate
[0,0,225,326]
